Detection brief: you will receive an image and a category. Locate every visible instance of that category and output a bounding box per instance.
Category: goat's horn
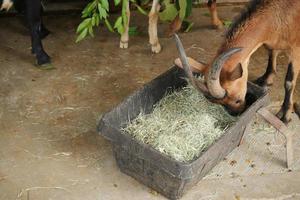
[207,47,242,99]
[174,34,209,94]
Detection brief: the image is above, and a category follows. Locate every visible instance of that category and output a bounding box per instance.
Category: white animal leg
[1,0,13,11]
[120,0,130,49]
[148,0,161,53]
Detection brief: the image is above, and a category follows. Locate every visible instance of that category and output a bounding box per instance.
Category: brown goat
[175,0,300,123]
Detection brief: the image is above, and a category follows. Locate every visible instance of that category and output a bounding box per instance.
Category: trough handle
[257,107,294,169]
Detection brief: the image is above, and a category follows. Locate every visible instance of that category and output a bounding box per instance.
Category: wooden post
[257,107,294,169]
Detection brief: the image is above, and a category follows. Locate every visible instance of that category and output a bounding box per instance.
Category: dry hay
[122,83,237,163]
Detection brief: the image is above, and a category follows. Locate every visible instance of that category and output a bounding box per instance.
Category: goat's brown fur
[176,0,300,123]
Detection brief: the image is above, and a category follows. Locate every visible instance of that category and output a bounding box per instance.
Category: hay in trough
[122,83,237,163]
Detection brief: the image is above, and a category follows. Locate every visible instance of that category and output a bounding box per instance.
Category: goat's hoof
[36,53,51,66]
[215,23,224,30]
[281,116,292,124]
[212,21,224,29]
[151,43,161,54]
[36,63,56,70]
[120,41,128,49]
[276,110,291,124]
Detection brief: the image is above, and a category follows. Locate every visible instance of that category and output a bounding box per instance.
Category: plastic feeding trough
[97,66,270,199]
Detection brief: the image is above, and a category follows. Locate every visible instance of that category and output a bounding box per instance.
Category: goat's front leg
[15,0,50,40]
[39,5,50,39]
[148,0,161,53]
[277,60,300,123]
[120,0,130,49]
[39,22,50,39]
[207,0,223,29]
[254,49,279,87]
[26,0,50,66]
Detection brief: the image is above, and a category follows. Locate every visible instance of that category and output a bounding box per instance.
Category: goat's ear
[174,57,208,73]
[229,63,243,81]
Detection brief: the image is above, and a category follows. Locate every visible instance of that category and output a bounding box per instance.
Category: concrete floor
[0,5,300,200]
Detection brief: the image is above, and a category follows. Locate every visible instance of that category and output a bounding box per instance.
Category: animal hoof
[36,63,56,70]
[213,20,224,29]
[151,43,161,54]
[120,41,128,49]
[276,109,291,124]
[215,23,224,29]
[36,53,51,66]
[281,116,292,124]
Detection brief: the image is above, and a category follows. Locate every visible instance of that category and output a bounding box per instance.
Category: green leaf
[88,26,94,37]
[114,0,121,6]
[76,28,88,43]
[114,16,123,29]
[159,3,178,22]
[98,5,108,19]
[178,0,187,20]
[185,0,193,18]
[177,0,192,20]
[183,20,194,32]
[114,16,125,34]
[101,0,109,11]
[95,15,100,26]
[224,20,232,28]
[91,16,96,26]
[135,4,148,15]
[87,1,97,13]
[76,18,91,33]
[105,19,114,32]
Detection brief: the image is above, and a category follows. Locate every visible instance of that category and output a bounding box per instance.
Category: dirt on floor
[0,5,299,200]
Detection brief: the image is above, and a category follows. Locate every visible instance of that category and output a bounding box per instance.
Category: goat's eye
[235,100,241,104]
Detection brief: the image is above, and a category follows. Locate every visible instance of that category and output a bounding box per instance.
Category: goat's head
[174,34,247,115]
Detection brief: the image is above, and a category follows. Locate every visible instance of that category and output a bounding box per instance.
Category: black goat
[1,0,51,66]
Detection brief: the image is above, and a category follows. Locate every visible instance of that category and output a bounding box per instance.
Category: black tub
[98,67,270,199]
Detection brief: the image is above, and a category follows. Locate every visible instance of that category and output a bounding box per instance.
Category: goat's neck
[220,16,270,71]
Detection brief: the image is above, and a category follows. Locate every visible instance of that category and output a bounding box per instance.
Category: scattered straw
[122,83,236,163]
[16,186,71,199]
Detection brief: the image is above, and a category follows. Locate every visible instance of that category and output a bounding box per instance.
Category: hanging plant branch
[76,0,193,42]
